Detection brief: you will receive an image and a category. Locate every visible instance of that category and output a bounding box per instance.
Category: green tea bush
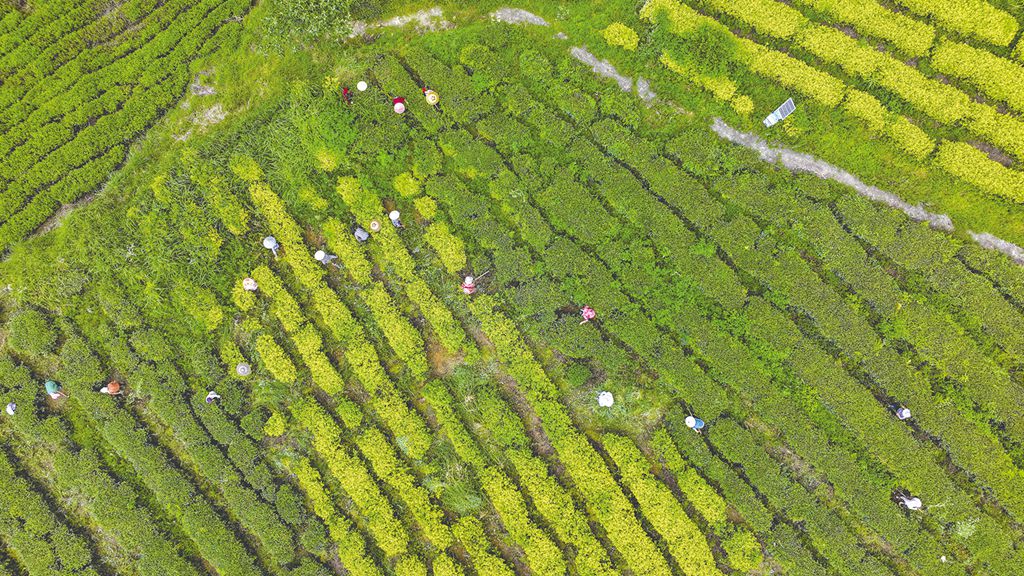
[6,308,57,357]
[704,0,807,39]
[602,22,640,51]
[424,221,467,274]
[932,40,1024,114]
[892,0,1017,46]
[793,0,934,56]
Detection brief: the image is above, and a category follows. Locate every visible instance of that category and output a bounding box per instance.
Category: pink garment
[580,306,596,324]
[461,281,476,295]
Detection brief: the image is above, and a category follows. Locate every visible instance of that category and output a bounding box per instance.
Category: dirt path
[554,29,1024,266]
[491,7,550,27]
[349,7,452,37]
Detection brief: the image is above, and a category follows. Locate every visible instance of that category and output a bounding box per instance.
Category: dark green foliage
[263,0,353,52]
[6,308,56,356]
[654,18,737,77]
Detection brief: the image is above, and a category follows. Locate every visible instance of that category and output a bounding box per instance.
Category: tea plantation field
[2,1,1024,575]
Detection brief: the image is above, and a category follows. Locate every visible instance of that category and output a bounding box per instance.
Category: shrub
[6,309,56,357]
[229,154,263,182]
[932,39,1024,114]
[255,334,298,383]
[658,19,737,77]
[393,172,421,198]
[264,411,286,437]
[262,0,354,52]
[704,0,807,39]
[731,94,754,115]
[802,0,933,55]
[723,530,764,572]
[935,141,1024,202]
[424,221,467,274]
[602,22,639,51]
[414,195,437,220]
[893,0,1017,46]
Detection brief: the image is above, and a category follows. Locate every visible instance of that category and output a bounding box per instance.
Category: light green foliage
[936,141,1024,202]
[264,412,286,437]
[892,0,1017,46]
[255,334,298,383]
[424,221,467,274]
[704,0,807,39]
[229,154,264,183]
[723,530,764,572]
[603,434,723,576]
[933,40,1024,114]
[393,172,421,198]
[6,308,56,357]
[793,0,934,56]
[602,22,640,51]
[414,195,438,219]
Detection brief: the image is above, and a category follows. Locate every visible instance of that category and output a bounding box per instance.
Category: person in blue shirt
[685,415,705,433]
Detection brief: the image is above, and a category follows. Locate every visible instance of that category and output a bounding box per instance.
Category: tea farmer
[357,81,368,92]
[895,406,912,421]
[389,210,403,228]
[5,402,15,416]
[100,381,123,395]
[236,363,251,377]
[461,276,477,295]
[579,306,596,324]
[393,97,407,114]
[685,415,706,433]
[423,87,439,106]
[899,494,923,511]
[369,220,382,233]
[206,391,221,403]
[242,277,258,292]
[262,236,280,257]
[342,87,352,105]
[314,250,338,266]
[597,391,614,407]
[354,226,370,243]
[44,380,66,400]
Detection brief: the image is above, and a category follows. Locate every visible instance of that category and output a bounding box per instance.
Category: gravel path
[711,119,954,231]
[491,7,550,26]
[561,37,1022,263]
[349,7,452,37]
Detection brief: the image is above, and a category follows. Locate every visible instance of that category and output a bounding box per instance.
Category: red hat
[393,97,406,104]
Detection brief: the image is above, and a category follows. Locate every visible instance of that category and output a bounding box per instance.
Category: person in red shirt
[393,97,406,114]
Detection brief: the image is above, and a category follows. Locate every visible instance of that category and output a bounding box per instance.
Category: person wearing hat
[263,236,280,257]
[461,276,477,295]
[100,381,123,395]
[685,415,706,433]
[393,97,407,114]
[206,391,221,404]
[44,380,66,400]
[423,87,439,106]
[5,402,15,416]
[597,391,614,407]
[899,494,923,510]
[579,306,596,324]
[895,406,912,420]
[354,226,370,242]
[242,277,258,292]
[314,249,338,266]
[388,210,403,228]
